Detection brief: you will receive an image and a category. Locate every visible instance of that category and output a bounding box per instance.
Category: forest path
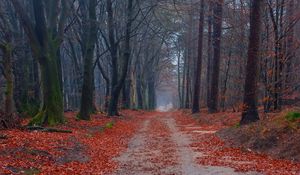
[113,112,260,175]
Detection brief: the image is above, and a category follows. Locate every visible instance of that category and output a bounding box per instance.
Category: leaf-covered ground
[173,110,300,175]
[0,110,300,175]
[0,110,144,174]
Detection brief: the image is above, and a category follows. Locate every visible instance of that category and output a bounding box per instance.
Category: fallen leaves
[0,111,140,175]
[1,110,300,175]
[173,110,300,175]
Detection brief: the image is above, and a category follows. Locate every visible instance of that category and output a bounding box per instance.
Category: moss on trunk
[29,47,64,126]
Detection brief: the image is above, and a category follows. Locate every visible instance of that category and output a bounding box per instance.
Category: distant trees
[0,0,299,127]
[240,0,263,125]
[172,0,299,121]
[0,0,173,127]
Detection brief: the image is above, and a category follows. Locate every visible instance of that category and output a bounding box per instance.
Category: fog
[156,89,176,112]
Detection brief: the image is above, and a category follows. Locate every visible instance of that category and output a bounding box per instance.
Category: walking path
[113,112,260,175]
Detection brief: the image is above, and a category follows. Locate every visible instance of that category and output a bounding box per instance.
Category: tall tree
[285,0,295,86]
[0,4,19,128]
[240,0,263,125]
[208,0,224,113]
[192,0,205,114]
[78,0,98,120]
[184,10,193,109]
[107,0,134,116]
[11,0,68,126]
[0,5,12,113]
[206,1,213,108]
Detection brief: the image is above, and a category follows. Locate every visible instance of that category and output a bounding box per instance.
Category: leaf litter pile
[0,110,143,174]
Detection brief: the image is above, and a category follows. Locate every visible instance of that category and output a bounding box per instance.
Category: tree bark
[30,52,64,126]
[136,62,144,109]
[209,0,224,113]
[78,0,98,120]
[285,0,295,88]
[12,0,67,126]
[108,0,134,116]
[221,50,232,111]
[147,76,156,110]
[192,0,205,114]
[122,78,131,109]
[240,0,263,125]
[184,11,193,109]
[0,43,18,129]
[206,2,213,108]
[3,45,14,116]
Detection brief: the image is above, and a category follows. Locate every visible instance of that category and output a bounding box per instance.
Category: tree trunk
[107,0,133,116]
[240,0,263,125]
[11,0,67,126]
[182,49,187,108]
[147,76,156,110]
[0,43,19,129]
[206,2,213,108]
[192,0,205,114]
[122,78,131,109]
[78,0,98,120]
[97,61,110,111]
[177,50,183,108]
[2,45,15,116]
[285,0,294,87]
[30,53,64,126]
[221,50,232,111]
[185,60,191,109]
[209,0,224,113]
[136,64,144,109]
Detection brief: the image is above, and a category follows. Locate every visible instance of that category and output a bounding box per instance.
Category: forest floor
[0,110,300,175]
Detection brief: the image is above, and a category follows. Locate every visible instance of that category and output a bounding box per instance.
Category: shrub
[285,112,300,122]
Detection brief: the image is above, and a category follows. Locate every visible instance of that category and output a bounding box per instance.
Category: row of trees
[0,0,299,128]
[176,0,300,124]
[0,0,178,128]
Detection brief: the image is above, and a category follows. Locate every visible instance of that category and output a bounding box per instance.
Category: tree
[240,0,263,125]
[78,0,98,120]
[184,9,193,109]
[11,0,69,126]
[107,0,134,116]
[206,1,213,108]
[0,4,19,128]
[285,0,295,86]
[208,0,224,113]
[192,0,205,114]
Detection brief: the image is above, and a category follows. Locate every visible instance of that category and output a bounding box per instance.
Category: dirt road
[113,112,260,175]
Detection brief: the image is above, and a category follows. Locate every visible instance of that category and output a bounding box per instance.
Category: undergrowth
[285,112,300,122]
